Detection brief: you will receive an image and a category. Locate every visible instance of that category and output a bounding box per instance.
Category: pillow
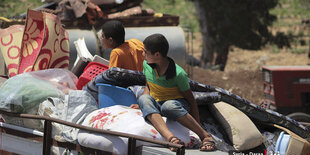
[78,105,200,154]
[209,101,263,151]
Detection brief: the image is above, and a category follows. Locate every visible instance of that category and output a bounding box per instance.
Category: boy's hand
[130,104,140,109]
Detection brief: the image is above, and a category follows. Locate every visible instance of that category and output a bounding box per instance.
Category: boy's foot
[167,136,184,152]
[200,137,216,151]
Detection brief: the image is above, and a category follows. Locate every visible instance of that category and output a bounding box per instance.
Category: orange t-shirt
[109,39,144,71]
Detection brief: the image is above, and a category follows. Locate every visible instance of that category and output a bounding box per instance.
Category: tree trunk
[193,0,215,69]
[215,45,229,71]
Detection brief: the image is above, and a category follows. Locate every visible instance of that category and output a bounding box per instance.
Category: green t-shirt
[143,60,190,101]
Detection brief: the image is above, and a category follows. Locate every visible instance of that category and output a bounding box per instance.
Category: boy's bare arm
[181,89,200,123]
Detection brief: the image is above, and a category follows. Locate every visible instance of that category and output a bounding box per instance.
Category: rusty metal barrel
[67,26,187,69]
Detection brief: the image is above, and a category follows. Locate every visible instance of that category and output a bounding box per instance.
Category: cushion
[209,101,263,151]
[78,105,200,154]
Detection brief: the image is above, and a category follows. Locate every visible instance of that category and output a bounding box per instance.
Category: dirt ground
[190,34,310,105]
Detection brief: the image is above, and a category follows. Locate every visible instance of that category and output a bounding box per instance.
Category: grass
[142,0,200,32]
[0,0,43,18]
[290,48,307,54]
[271,45,280,53]
[270,0,310,18]
[269,0,310,53]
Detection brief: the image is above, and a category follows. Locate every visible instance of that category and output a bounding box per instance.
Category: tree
[192,0,278,71]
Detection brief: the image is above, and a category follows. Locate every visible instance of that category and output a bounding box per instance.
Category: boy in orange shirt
[101,20,144,71]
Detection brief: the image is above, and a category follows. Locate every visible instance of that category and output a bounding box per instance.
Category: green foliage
[300,39,306,45]
[142,0,200,32]
[194,0,278,50]
[0,0,43,18]
[271,0,309,49]
[297,31,305,37]
[269,0,310,54]
[270,32,293,48]
[193,0,309,57]
[271,0,310,18]
[271,45,280,53]
[290,48,307,54]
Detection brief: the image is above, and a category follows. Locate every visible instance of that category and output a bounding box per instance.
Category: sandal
[200,137,216,152]
[167,136,184,152]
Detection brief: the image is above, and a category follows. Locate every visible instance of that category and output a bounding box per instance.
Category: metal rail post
[176,146,185,155]
[127,137,136,155]
[43,120,52,155]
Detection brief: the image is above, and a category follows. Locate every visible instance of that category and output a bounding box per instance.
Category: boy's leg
[138,95,175,141]
[176,113,211,139]
[147,113,174,140]
[161,99,215,151]
[176,114,215,151]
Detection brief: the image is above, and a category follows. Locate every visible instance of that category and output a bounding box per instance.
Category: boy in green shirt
[137,34,216,152]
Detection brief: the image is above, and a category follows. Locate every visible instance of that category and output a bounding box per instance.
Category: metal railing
[0,109,185,155]
[183,27,194,79]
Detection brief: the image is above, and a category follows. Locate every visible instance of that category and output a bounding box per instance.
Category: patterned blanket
[0,10,69,77]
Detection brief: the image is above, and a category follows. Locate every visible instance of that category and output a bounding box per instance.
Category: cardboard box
[286,135,310,155]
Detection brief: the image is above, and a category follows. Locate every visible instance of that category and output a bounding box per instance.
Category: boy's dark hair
[102,20,125,46]
[143,33,169,57]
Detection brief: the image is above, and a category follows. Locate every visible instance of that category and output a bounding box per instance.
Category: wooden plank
[61,14,179,30]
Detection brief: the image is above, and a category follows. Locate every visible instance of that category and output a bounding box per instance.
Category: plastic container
[76,62,108,90]
[275,131,291,155]
[96,83,137,108]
